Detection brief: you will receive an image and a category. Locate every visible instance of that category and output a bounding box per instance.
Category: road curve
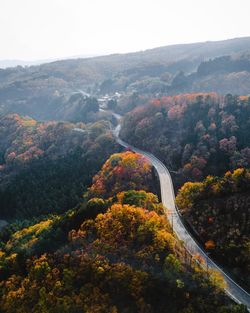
[113,117,250,310]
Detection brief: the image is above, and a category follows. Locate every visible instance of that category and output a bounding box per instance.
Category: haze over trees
[1,38,250,121]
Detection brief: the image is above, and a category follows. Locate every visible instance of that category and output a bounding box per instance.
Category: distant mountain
[0,54,100,69]
[0,60,41,68]
[1,37,250,120]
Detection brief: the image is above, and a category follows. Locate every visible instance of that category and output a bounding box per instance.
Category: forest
[176,168,250,290]
[120,93,250,294]
[120,93,250,184]
[0,152,246,313]
[0,37,250,311]
[0,114,119,218]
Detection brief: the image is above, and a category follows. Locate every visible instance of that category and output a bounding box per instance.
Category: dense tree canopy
[176,168,250,290]
[0,199,245,313]
[88,151,156,198]
[0,134,247,312]
[0,114,119,218]
[120,93,250,184]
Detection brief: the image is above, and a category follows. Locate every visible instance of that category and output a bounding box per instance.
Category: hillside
[88,151,157,198]
[1,37,250,120]
[120,93,250,184]
[0,114,119,218]
[0,152,246,313]
[176,168,250,290]
[167,55,250,95]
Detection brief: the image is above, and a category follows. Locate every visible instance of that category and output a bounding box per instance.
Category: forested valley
[0,37,250,312]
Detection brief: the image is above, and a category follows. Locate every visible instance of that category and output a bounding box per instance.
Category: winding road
[113,114,250,310]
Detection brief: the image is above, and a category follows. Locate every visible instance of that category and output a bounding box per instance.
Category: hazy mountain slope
[2,37,250,84]
[0,37,250,120]
[168,55,250,95]
[0,54,99,69]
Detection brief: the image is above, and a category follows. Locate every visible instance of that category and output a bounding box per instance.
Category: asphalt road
[113,117,250,310]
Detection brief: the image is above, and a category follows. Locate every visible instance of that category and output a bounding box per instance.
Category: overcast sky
[1,0,250,60]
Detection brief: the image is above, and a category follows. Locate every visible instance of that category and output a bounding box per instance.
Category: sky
[1,0,250,61]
